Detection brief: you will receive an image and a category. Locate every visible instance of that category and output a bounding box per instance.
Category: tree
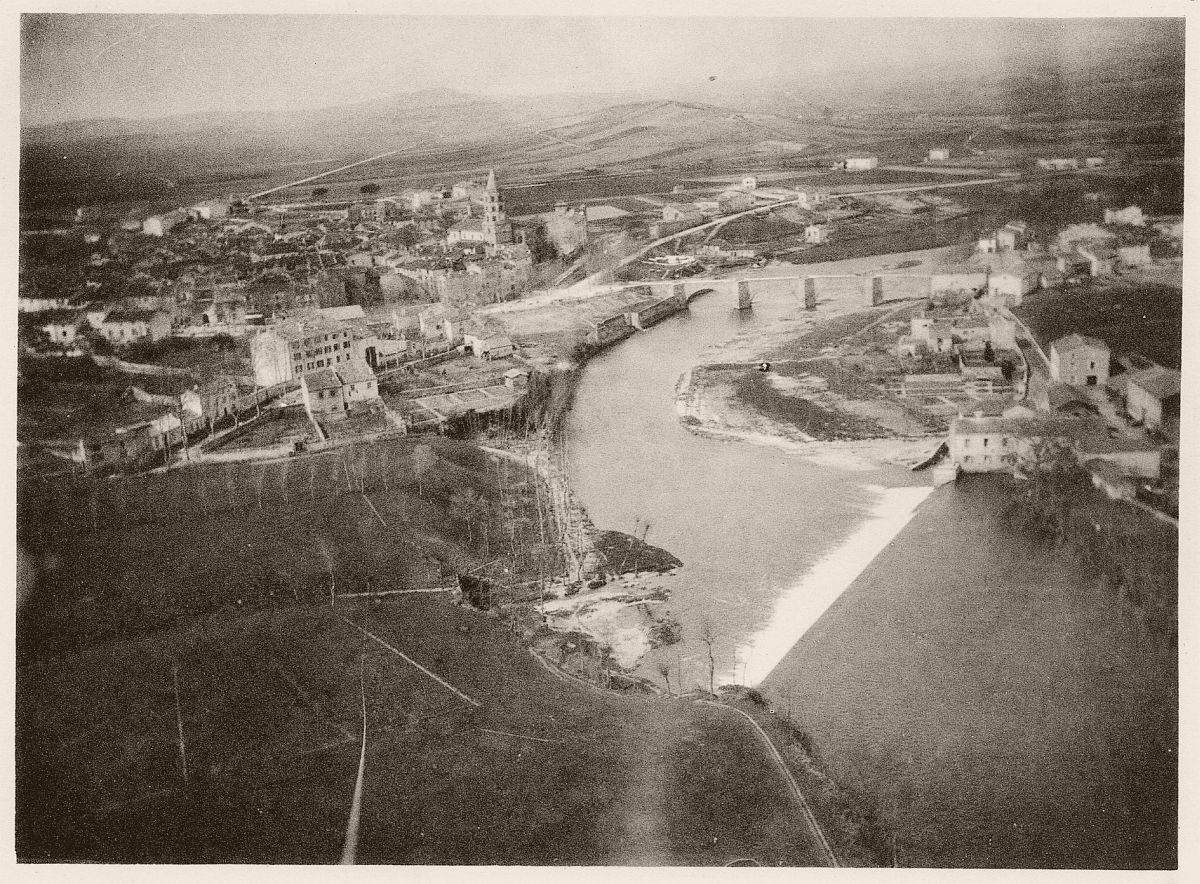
[312,187,329,199]
[697,618,719,697]
[395,225,420,248]
[656,661,672,697]
[360,183,381,196]
[1008,437,1088,546]
[449,487,481,544]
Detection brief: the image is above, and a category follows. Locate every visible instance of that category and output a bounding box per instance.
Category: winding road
[568,175,1006,293]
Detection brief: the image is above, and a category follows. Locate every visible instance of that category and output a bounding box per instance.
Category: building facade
[1049,334,1110,387]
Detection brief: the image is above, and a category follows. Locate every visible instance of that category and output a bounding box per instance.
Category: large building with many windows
[250,312,358,387]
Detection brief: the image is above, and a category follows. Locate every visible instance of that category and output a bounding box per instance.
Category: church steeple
[482,168,511,250]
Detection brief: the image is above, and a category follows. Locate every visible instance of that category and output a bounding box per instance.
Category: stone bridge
[635,270,942,311]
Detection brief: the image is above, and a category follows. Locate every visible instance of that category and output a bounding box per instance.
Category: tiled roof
[1126,367,1181,401]
[303,368,342,391]
[951,415,1157,452]
[1051,333,1109,354]
[336,359,376,385]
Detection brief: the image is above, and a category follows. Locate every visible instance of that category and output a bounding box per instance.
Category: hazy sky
[21,14,1183,127]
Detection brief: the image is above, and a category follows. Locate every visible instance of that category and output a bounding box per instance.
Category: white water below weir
[565,278,934,692]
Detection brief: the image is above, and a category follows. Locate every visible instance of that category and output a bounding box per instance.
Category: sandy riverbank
[675,366,942,472]
[669,246,958,472]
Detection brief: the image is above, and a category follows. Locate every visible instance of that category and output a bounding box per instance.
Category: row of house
[1035,156,1106,171]
[29,307,173,350]
[949,413,1160,479]
[896,310,1018,359]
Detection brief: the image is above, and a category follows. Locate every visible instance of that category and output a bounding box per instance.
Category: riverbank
[676,365,942,472]
[482,439,684,676]
[499,246,959,684]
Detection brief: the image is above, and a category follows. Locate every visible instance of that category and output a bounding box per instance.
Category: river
[563,274,1176,869]
[564,278,931,690]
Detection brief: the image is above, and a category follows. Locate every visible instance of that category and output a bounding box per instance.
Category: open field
[761,476,1177,868]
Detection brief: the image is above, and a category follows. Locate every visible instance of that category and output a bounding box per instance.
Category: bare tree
[171,661,189,784]
[413,444,436,499]
[698,618,719,697]
[449,487,481,544]
[655,660,672,697]
[254,464,268,510]
[633,521,652,573]
[618,516,641,572]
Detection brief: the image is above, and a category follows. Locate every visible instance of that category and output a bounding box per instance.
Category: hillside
[15,435,861,865]
[18,596,837,864]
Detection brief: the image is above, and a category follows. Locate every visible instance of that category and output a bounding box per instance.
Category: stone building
[1049,334,1110,387]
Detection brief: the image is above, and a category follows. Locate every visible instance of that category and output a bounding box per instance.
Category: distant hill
[19,41,1185,215]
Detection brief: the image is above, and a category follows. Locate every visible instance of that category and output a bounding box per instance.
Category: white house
[804,224,829,244]
[1049,334,1110,387]
[796,189,829,210]
[1124,367,1181,431]
[987,269,1038,306]
[949,414,1160,479]
[1104,205,1146,227]
[1116,244,1151,269]
[928,148,950,162]
[1036,157,1079,171]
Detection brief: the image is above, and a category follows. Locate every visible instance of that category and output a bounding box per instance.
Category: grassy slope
[16,436,572,661]
[17,435,830,865]
[761,476,1176,869]
[18,597,823,865]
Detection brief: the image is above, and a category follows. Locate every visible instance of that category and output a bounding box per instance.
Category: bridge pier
[736,279,753,310]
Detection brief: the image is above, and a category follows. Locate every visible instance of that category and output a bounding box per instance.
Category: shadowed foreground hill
[16,437,837,865]
[18,600,825,865]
